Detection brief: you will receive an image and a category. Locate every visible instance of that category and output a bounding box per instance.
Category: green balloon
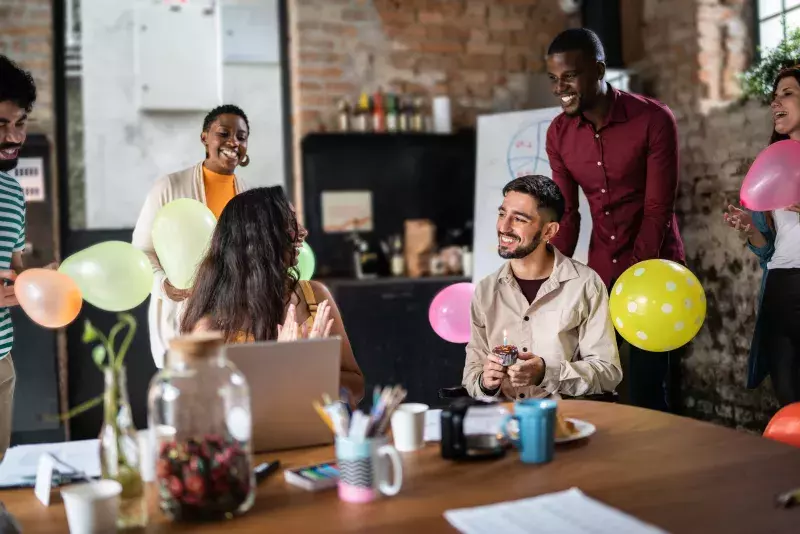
[59,241,154,312]
[151,199,216,290]
[296,242,316,281]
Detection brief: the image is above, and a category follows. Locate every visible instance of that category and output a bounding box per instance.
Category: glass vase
[99,366,148,529]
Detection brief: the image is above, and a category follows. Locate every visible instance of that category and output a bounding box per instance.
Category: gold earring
[240,154,250,167]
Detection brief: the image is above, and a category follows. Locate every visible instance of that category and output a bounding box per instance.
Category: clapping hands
[277,300,334,342]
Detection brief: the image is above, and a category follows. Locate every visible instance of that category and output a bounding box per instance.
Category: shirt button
[524,316,530,321]
[605,211,610,215]
[596,161,602,166]
[611,235,616,240]
[601,188,606,193]
[595,134,599,139]
[519,393,526,399]
[612,258,618,264]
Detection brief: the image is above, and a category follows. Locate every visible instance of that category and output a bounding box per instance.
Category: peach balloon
[14,269,83,328]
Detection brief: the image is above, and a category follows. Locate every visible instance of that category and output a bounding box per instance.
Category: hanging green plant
[741,26,800,103]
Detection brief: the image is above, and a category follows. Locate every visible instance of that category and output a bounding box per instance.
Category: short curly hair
[202,104,249,133]
[0,55,37,113]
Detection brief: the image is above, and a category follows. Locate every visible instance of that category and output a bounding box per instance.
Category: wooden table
[2,401,800,533]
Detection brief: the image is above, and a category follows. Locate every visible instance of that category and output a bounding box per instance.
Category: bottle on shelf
[411,96,426,132]
[386,94,399,133]
[372,90,386,133]
[398,97,410,133]
[354,92,371,133]
[337,99,351,132]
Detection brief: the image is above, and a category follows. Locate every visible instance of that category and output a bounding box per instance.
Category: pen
[255,461,281,485]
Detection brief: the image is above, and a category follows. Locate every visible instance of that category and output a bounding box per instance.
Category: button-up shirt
[462,248,622,400]
[546,85,685,287]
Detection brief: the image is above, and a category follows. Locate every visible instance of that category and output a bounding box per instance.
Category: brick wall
[288,0,570,215]
[0,0,54,138]
[636,0,777,430]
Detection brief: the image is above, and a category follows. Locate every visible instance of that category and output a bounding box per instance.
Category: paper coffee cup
[61,480,121,534]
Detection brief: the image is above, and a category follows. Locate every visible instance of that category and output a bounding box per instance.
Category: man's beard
[498,230,543,259]
[0,144,21,173]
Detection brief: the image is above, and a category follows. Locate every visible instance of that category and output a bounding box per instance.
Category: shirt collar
[573,83,627,128]
[496,246,579,287]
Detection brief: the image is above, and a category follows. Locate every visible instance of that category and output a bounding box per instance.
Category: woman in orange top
[180,186,365,404]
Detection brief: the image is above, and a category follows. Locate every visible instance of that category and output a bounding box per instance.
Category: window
[758,0,800,52]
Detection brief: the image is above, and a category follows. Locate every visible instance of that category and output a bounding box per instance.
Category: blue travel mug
[501,398,557,464]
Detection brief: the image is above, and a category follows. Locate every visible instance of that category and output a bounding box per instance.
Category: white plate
[555,418,596,444]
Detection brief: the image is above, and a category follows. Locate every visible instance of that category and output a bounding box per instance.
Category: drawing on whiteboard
[506,119,552,179]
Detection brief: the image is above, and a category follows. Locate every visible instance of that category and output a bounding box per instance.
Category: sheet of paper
[444,488,669,534]
[424,406,509,442]
[0,440,100,488]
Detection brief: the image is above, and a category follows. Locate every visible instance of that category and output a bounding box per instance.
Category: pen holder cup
[335,436,403,503]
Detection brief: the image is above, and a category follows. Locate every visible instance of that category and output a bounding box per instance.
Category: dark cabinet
[328,277,469,410]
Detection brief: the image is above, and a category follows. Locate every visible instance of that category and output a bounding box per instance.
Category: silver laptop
[224,337,341,453]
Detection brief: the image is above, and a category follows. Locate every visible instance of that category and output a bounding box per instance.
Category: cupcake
[492,344,518,367]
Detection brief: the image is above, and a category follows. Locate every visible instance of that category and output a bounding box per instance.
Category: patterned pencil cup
[335,436,403,503]
[501,399,557,464]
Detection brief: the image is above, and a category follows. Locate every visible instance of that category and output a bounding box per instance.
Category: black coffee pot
[440,397,507,460]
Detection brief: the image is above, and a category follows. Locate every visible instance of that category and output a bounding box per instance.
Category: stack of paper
[0,440,101,488]
[444,488,668,534]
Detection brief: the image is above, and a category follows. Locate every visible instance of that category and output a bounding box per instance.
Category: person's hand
[787,203,800,214]
[0,271,18,308]
[723,205,754,235]
[43,262,59,270]
[507,352,545,388]
[277,304,299,342]
[481,354,507,391]
[305,299,334,339]
[163,279,190,302]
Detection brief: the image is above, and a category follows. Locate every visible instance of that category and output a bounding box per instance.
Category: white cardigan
[131,162,246,368]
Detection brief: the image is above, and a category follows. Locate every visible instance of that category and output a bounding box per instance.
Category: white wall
[81,0,285,229]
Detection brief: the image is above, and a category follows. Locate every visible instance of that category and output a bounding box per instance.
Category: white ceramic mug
[391,403,429,452]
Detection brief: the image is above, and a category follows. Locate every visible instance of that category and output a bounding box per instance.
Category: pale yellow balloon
[609,259,706,352]
[59,241,153,312]
[151,199,216,290]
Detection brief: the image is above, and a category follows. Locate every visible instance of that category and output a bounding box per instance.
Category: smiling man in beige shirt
[463,175,622,401]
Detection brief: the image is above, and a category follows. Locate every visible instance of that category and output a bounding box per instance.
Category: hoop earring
[240,154,251,167]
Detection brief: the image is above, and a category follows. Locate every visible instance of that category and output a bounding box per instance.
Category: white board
[472,107,593,283]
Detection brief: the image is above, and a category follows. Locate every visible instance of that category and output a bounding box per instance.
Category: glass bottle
[147,332,255,522]
[99,366,147,529]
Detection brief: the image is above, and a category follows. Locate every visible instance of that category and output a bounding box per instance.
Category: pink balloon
[741,140,800,211]
[429,283,475,344]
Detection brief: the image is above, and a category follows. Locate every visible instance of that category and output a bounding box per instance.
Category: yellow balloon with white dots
[609,259,706,353]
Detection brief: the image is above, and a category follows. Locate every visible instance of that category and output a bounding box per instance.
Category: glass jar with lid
[147,332,255,521]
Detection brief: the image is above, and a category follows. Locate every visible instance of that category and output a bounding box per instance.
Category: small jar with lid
[147,332,255,521]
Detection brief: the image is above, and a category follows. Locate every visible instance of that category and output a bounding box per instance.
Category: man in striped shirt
[0,55,35,460]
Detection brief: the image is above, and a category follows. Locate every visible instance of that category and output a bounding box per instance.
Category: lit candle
[503,329,507,346]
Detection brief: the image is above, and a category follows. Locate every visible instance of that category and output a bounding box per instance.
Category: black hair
[181,186,301,342]
[546,28,606,62]
[202,104,250,133]
[502,175,565,222]
[770,67,800,145]
[0,55,37,112]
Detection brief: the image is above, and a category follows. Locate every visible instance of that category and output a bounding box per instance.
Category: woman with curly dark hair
[180,186,365,404]
[132,104,251,368]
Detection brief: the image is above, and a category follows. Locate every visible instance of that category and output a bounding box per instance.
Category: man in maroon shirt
[544,28,685,413]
